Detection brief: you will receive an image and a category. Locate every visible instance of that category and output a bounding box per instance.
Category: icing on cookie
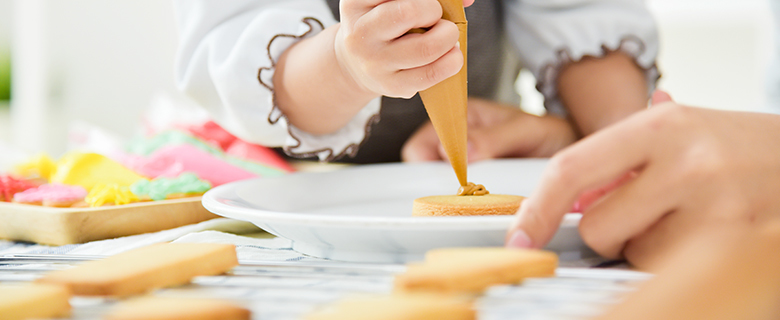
[125,131,288,178]
[188,121,294,173]
[126,130,222,157]
[122,144,257,186]
[0,175,37,202]
[130,173,211,201]
[14,184,87,204]
[186,120,237,151]
[17,152,145,191]
[224,140,295,173]
[457,182,489,196]
[14,154,57,180]
[86,183,140,207]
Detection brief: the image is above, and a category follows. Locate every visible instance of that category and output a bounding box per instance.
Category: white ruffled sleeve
[174,0,381,161]
[505,0,660,116]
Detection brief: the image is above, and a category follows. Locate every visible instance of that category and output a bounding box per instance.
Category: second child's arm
[558,51,649,136]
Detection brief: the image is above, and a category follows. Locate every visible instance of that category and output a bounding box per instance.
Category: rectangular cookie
[305,293,474,320]
[0,284,71,320]
[37,243,238,296]
[104,297,250,320]
[395,247,558,293]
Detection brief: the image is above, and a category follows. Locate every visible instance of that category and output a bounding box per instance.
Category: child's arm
[175,0,465,161]
[558,51,649,136]
[274,0,463,135]
[174,0,343,160]
[505,0,659,133]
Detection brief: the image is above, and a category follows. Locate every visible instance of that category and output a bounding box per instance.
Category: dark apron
[282,0,504,163]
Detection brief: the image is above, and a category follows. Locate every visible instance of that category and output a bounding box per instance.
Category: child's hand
[506,91,780,269]
[401,98,577,162]
[335,0,464,99]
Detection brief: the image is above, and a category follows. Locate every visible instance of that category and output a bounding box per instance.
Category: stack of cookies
[0,243,249,320]
[306,247,559,319]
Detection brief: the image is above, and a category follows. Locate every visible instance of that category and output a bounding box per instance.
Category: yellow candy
[50,152,145,190]
[86,183,140,207]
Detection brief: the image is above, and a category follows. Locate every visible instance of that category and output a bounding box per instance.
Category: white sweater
[174,0,659,160]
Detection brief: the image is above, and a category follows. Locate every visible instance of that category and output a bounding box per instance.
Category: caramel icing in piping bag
[417,0,469,187]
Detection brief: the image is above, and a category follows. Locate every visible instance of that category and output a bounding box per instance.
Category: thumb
[651,90,674,106]
[467,121,540,162]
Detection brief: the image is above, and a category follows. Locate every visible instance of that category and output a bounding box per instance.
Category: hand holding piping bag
[334,0,473,100]
[336,0,472,187]
[415,0,470,187]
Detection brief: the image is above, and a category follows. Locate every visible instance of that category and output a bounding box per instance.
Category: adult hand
[401,97,577,162]
[506,91,780,269]
[597,223,780,320]
[335,0,464,99]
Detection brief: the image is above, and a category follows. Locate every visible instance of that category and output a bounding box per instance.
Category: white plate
[203,159,587,263]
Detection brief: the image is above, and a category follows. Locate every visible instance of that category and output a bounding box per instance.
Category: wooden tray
[0,197,219,246]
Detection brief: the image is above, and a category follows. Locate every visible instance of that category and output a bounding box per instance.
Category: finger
[463,0,475,6]
[438,143,448,161]
[624,199,754,270]
[401,122,443,162]
[468,113,576,161]
[383,20,459,69]
[572,171,637,212]
[506,113,656,249]
[340,0,393,23]
[651,90,673,105]
[577,164,680,259]
[435,141,474,162]
[467,120,539,162]
[354,0,442,41]
[469,113,568,161]
[387,44,463,96]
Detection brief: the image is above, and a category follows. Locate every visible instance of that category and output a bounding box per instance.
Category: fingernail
[506,230,532,248]
[571,201,582,213]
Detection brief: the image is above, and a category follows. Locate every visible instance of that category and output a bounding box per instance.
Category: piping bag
[416,0,469,187]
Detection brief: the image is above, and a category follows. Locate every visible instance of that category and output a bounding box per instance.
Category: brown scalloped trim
[257,17,380,162]
[536,35,661,113]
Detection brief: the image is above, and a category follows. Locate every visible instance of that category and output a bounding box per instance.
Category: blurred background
[0,0,776,156]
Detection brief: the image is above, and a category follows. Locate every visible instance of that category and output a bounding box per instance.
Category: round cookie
[412,194,525,217]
